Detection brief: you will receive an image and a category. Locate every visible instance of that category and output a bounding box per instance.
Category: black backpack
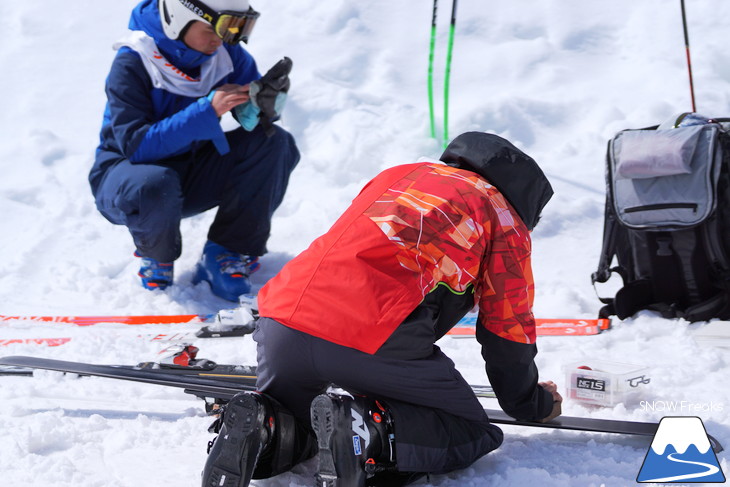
[592,114,730,322]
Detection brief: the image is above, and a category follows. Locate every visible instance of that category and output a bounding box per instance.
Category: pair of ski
[0,354,721,453]
[0,311,612,347]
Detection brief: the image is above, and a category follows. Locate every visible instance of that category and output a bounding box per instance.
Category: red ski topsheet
[0,314,215,326]
[0,337,72,347]
[0,313,611,347]
[448,317,611,337]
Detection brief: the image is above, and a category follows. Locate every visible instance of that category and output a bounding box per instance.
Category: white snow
[0,0,729,485]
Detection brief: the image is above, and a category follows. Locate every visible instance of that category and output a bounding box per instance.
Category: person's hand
[210,84,251,117]
[538,380,563,423]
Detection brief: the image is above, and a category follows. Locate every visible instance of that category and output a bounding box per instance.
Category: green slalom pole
[428,0,438,139]
[443,0,458,148]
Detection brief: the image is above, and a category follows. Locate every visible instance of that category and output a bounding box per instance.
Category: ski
[0,364,34,376]
[448,317,612,337]
[0,314,611,348]
[0,337,72,347]
[0,307,257,347]
[1,355,721,452]
[0,313,216,326]
[0,353,494,396]
[692,321,730,349]
[0,312,215,326]
[0,325,255,348]
[0,334,197,348]
[0,296,259,328]
[0,355,258,399]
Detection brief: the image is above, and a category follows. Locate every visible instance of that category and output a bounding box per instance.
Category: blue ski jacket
[90,0,260,195]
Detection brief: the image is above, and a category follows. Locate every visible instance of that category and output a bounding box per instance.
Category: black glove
[251,56,292,137]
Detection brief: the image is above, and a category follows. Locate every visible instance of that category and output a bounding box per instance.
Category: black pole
[680,0,697,112]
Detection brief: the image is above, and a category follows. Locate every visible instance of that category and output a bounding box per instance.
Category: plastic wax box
[564,360,651,407]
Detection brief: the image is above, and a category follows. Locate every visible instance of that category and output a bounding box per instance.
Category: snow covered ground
[1,0,728,485]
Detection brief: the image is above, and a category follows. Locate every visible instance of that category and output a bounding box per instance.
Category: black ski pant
[93,125,299,262]
[254,317,504,475]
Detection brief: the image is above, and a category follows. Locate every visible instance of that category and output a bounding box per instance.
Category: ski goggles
[187,0,260,44]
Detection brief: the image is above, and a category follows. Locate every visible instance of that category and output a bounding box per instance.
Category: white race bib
[113,31,233,97]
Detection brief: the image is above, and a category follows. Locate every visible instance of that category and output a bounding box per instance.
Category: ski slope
[0,0,728,485]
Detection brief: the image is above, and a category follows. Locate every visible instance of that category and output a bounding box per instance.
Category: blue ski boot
[135,251,174,290]
[193,241,260,301]
[310,392,398,487]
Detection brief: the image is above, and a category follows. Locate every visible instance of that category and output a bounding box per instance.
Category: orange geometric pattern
[364,163,536,344]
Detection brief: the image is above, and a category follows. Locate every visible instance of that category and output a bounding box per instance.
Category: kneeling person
[202,132,562,486]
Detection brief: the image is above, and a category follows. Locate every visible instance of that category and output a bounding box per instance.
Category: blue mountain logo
[637,416,725,483]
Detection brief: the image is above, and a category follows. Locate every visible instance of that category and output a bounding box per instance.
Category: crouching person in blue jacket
[90,0,298,301]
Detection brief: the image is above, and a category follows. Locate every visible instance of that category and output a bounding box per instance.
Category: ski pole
[428,0,438,139]
[680,0,696,112]
[443,0,458,148]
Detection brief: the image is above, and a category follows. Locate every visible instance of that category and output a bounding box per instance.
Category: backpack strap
[601,279,652,319]
[592,139,635,318]
[680,292,730,322]
[601,231,688,320]
[591,202,624,319]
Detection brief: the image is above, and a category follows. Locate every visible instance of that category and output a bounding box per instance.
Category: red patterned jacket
[260,161,535,350]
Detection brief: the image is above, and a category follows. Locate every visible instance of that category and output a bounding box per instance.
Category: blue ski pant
[93,125,299,262]
[254,317,504,475]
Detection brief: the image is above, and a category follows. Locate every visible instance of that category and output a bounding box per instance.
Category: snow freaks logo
[637,416,726,483]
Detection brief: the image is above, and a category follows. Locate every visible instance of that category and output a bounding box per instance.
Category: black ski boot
[310,391,396,487]
[201,391,272,487]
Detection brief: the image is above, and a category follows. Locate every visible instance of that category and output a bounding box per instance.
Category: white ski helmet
[158,0,259,44]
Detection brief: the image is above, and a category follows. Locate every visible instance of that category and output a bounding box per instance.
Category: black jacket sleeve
[476,324,554,421]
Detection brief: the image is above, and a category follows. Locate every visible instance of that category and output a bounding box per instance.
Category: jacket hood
[440,132,553,230]
[129,0,214,71]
